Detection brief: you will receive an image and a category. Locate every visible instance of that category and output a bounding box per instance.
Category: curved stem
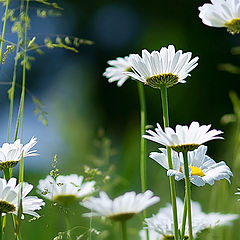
[0,0,10,63]
[182,151,193,240]
[160,84,179,240]
[181,193,187,239]
[121,220,127,240]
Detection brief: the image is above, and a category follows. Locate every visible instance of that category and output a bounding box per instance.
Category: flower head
[103,56,132,87]
[0,137,38,170]
[141,197,238,239]
[199,0,240,34]
[37,174,95,205]
[143,121,223,152]
[81,190,160,221]
[150,145,233,186]
[0,177,44,218]
[126,45,198,89]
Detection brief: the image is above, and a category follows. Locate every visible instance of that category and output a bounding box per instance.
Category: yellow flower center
[224,18,240,34]
[180,166,205,177]
[146,73,179,89]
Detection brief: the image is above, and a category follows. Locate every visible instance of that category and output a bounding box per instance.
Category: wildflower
[37,174,95,205]
[0,177,44,218]
[199,0,240,34]
[140,198,238,239]
[0,137,38,170]
[150,145,233,186]
[81,190,160,221]
[103,56,132,87]
[126,45,198,89]
[143,121,223,152]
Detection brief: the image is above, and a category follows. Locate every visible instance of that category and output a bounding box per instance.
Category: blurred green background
[1,0,240,239]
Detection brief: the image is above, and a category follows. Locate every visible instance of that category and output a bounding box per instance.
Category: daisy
[141,197,238,239]
[150,145,233,187]
[37,174,95,204]
[0,137,38,170]
[125,45,199,89]
[143,121,223,152]
[0,177,44,218]
[103,55,132,87]
[199,0,240,34]
[80,190,160,221]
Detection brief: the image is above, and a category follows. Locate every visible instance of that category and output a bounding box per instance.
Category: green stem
[3,169,10,180]
[0,0,10,63]
[181,193,187,240]
[121,221,127,240]
[137,83,147,193]
[0,214,2,240]
[137,83,149,240]
[65,214,72,240]
[182,151,193,240]
[160,85,179,240]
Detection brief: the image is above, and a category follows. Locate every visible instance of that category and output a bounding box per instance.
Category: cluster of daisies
[2,0,240,239]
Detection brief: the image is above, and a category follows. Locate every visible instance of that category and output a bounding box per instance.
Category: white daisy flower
[150,145,233,187]
[143,121,223,152]
[0,177,44,218]
[80,190,160,221]
[141,197,238,239]
[125,45,199,89]
[37,174,95,204]
[103,56,132,87]
[199,0,240,34]
[0,137,38,170]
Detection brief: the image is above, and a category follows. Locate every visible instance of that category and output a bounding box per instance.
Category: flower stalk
[121,220,127,240]
[160,84,179,240]
[181,193,188,240]
[182,151,193,240]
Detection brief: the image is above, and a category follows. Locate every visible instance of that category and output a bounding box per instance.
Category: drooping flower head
[81,190,160,221]
[150,145,233,187]
[140,197,238,239]
[0,137,38,170]
[126,45,199,89]
[0,177,44,218]
[199,0,240,34]
[103,56,132,87]
[143,121,223,152]
[37,174,95,205]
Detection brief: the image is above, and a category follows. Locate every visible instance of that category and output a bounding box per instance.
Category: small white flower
[199,0,240,34]
[126,45,198,89]
[141,197,238,239]
[103,56,132,87]
[143,121,223,152]
[81,190,160,221]
[37,174,95,204]
[0,137,38,170]
[0,177,44,218]
[150,145,233,186]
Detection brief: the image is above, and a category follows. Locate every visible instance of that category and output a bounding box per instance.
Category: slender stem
[182,151,193,240]
[0,0,10,63]
[137,83,147,193]
[3,169,10,180]
[181,193,188,240]
[121,221,127,240]
[65,214,72,240]
[137,83,149,240]
[0,214,2,240]
[160,85,179,240]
